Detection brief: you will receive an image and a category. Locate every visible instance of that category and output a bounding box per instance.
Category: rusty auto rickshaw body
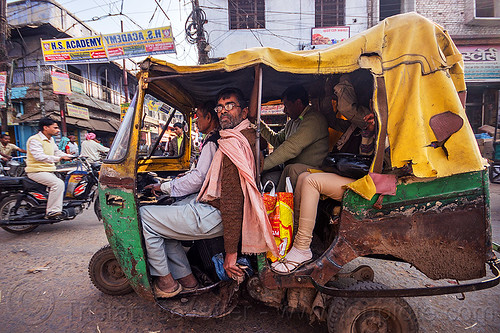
[90,13,499,332]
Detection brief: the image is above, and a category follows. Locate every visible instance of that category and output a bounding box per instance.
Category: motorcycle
[0,156,26,177]
[0,156,100,234]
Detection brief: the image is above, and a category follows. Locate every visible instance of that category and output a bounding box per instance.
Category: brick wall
[416,0,499,38]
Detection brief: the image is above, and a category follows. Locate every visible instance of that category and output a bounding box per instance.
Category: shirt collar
[37,131,51,141]
[294,105,310,122]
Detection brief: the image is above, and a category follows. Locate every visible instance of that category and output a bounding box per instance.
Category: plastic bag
[263,178,294,262]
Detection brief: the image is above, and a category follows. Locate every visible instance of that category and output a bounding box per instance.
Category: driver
[140,101,221,298]
[25,117,74,219]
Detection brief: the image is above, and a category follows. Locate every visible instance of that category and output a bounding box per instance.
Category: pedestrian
[66,135,79,155]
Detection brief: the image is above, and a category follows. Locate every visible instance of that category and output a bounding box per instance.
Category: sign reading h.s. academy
[41,26,175,64]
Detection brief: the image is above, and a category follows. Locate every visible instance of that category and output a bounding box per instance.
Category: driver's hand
[144,183,162,195]
[60,156,74,161]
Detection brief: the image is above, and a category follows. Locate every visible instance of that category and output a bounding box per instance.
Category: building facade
[413,0,500,134]
[4,0,138,150]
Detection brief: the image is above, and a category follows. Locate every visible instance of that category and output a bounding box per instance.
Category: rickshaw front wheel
[89,245,134,296]
[327,281,418,333]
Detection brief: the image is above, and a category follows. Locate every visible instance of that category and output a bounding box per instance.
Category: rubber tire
[489,165,500,183]
[0,196,39,234]
[88,244,134,296]
[327,281,418,333]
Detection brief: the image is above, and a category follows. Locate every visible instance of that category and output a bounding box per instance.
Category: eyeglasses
[214,102,241,113]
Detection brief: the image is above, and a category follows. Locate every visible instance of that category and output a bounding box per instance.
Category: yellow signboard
[103,26,175,60]
[51,71,72,95]
[41,26,175,64]
[41,36,107,63]
[67,104,90,120]
[120,103,130,122]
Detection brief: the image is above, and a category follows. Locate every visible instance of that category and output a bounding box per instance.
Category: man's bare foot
[178,273,198,289]
[157,274,180,293]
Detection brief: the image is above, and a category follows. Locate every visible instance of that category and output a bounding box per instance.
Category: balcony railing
[12,65,125,105]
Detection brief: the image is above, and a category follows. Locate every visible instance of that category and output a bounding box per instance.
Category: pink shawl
[198,119,278,256]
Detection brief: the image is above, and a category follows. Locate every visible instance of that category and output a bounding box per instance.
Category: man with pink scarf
[141,89,277,298]
[198,88,277,279]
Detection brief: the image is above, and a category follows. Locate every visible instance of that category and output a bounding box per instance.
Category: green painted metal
[99,184,152,294]
[343,170,487,220]
[257,253,267,273]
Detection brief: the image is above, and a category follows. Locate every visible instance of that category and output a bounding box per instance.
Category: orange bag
[263,179,294,262]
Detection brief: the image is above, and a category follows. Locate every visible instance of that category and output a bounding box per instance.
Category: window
[380,0,401,21]
[107,92,137,162]
[67,65,82,77]
[315,0,345,27]
[476,0,499,17]
[228,0,265,29]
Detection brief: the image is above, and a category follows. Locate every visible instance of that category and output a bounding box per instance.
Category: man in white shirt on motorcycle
[25,118,74,219]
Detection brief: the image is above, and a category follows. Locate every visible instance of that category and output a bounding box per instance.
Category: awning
[88,118,117,133]
[18,111,119,133]
[68,92,121,115]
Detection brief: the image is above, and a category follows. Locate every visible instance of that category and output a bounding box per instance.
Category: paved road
[0,184,499,333]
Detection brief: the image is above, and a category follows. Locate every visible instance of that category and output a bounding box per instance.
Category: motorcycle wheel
[0,196,39,234]
[88,244,133,296]
[94,194,102,221]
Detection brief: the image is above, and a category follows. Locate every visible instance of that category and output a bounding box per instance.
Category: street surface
[0,184,499,332]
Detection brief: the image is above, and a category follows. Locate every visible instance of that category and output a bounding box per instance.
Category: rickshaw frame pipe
[302,260,500,298]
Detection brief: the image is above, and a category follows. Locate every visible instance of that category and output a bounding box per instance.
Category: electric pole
[191,0,209,64]
[121,21,129,102]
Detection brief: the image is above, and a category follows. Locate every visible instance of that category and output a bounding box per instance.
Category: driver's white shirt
[28,132,72,164]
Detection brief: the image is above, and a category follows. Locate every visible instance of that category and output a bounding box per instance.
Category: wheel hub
[354,310,394,333]
[103,261,125,280]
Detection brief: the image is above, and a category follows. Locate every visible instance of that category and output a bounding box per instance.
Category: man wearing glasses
[141,88,276,298]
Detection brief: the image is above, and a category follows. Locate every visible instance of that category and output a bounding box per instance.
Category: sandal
[153,280,183,298]
[270,258,313,275]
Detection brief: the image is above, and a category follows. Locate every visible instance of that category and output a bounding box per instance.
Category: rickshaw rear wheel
[327,281,418,333]
[89,245,134,296]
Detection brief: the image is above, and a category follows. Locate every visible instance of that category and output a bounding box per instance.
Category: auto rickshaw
[89,13,499,332]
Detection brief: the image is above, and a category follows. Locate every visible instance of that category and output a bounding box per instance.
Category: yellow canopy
[142,12,484,199]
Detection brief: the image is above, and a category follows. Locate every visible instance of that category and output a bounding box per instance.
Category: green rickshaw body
[97,13,495,302]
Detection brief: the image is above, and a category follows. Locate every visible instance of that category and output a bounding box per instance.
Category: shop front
[457,45,500,133]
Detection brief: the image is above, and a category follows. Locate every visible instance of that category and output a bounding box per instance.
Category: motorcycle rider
[25,118,74,219]
[0,133,26,163]
[80,132,110,163]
